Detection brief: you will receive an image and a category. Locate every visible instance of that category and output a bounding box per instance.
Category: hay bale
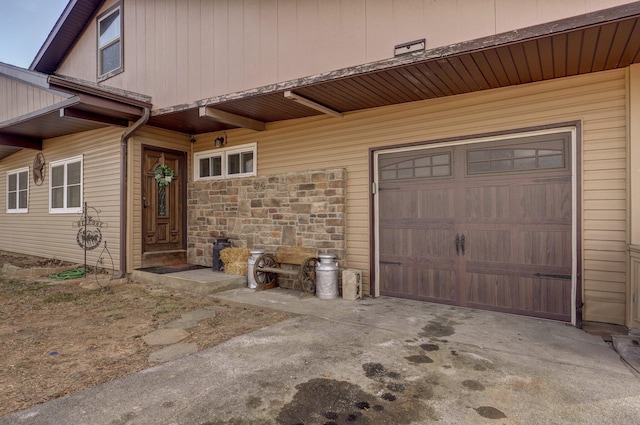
[224,261,248,276]
[220,248,250,275]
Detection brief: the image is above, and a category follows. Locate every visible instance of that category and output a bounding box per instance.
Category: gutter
[117,107,150,279]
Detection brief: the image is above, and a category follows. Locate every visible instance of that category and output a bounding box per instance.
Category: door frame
[141,144,188,255]
[370,122,582,325]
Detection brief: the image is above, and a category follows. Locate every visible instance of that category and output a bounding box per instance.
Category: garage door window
[467,136,568,175]
[379,151,452,181]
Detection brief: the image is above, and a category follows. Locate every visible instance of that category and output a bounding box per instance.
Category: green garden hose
[49,269,86,280]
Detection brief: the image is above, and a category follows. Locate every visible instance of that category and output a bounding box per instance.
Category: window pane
[514,158,536,170]
[99,10,120,46]
[468,162,490,173]
[8,173,16,190]
[432,154,450,165]
[52,187,64,208]
[414,157,431,167]
[414,167,431,177]
[8,193,16,210]
[100,41,121,75]
[52,165,64,187]
[491,149,512,159]
[514,149,536,158]
[241,152,253,173]
[67,185,81,208]
[492,159,512,171]
[398,168,413,179]
[67,161,81,185]
[381,170,396,181]
[18,171,28,190]
[539,155,564,168]
[18,191,27,209]
[432,165,450,176]
[228,153,240,175]
[212,157,222,176]
[199,158,211,177]
[468,150,489,161]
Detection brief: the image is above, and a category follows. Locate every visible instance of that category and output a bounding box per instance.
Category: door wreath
[154,164,174,186]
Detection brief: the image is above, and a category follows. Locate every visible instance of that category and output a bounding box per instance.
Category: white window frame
[194,143,257,181]
[49,155,83,214]
[6,167,29,213]
[97,3,123,81]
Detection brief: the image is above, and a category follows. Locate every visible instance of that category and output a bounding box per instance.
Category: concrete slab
[613,335,640,373]
[142,328,189,346]
[130,268,247,295]
[3,288,640,425]
[149,343,198,363]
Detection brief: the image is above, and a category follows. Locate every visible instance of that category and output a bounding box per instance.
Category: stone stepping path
[143,307,220,363]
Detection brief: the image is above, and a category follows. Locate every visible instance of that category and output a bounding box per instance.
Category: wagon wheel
[299,257,319,294]
[253,253,278,289]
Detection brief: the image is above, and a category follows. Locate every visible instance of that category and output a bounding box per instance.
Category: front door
[376,130,574,321]
[142,147,186,255]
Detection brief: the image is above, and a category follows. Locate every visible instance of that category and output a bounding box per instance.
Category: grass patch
[43,292,79,303]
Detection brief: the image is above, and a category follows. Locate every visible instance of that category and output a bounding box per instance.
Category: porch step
[130,268,247,295]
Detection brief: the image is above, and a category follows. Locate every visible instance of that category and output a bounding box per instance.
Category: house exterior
[2,0,640,329]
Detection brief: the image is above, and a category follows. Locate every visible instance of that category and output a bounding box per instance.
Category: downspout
[117,107,150,278]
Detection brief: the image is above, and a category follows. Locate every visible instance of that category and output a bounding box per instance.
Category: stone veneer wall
[187,168,346,268]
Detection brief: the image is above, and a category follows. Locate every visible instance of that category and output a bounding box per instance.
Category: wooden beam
[60,108,129,127]
[284,91,343,117]
[0,133,42,150]
[198,106,266,131]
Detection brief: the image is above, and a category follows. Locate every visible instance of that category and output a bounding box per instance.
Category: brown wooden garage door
[377,132,573,321]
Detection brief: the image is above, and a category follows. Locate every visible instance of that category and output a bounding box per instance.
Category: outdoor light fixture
[214,136,226,147]
[394,39,426,56]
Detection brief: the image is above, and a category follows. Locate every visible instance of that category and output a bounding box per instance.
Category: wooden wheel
[253,253,278,289]
[299,257,319,294]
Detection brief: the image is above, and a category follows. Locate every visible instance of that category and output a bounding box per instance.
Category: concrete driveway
[2,288,639,424]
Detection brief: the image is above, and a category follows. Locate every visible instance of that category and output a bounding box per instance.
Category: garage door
[376,132,573,321]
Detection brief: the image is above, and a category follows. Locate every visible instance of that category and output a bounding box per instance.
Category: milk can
[315,254,339,299]
[212,237,230,271]
[247,249,265,289]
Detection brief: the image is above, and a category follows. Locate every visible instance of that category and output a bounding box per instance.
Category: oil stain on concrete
[276,378,430,424]
[419,316,458,338]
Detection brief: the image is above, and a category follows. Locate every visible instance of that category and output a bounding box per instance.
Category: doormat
[136,264,209,274]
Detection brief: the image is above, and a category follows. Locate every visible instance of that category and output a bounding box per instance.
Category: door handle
[455,234,460,256]
[143,196,148,208]
[461,234,465,256]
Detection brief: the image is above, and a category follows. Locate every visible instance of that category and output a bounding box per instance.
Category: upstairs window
[195,143,257,180]
[49,156,83,213]
[97,4,122,80]
[7,168,29,213]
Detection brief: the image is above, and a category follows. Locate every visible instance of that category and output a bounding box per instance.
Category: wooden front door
[377,132,573,321]
[142,147,186,255]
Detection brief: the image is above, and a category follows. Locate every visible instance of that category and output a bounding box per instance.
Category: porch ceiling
[147,2,640,135]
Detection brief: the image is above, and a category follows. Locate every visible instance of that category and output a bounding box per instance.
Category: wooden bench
[253,247,319,293]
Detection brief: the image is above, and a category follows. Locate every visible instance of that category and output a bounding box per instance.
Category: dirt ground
[0,251,294,417]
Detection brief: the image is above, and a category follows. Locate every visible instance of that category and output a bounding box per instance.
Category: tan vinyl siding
[0,127,122,269]
[128,127,190,270]
[56,0,633,109]
[0,75,66,122]
[192,69,627,324]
